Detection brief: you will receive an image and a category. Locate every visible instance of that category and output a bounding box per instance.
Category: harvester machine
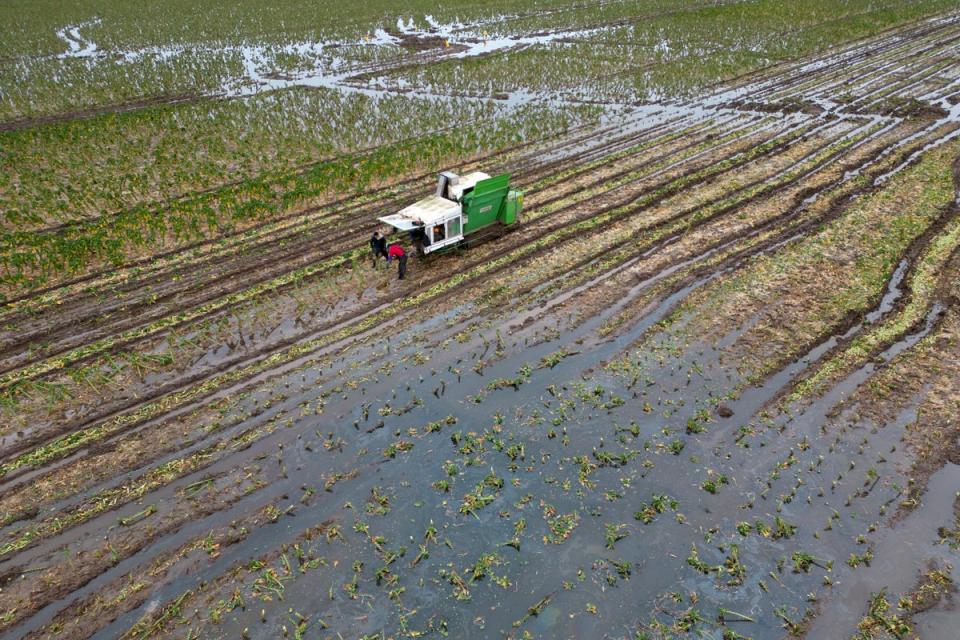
[378,170,523,256]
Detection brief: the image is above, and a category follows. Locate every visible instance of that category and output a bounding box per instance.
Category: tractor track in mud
[827,27,960,95]
[526,125,957,351]
[638,140,955,343]
[0,93,207,133]
[755,15,960,100]
[495,121,890,320]
[13,505,286,640]
[0,472,279,634]
[758,154,960,411]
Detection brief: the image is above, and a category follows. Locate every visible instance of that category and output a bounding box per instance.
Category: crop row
[0,100,598,297]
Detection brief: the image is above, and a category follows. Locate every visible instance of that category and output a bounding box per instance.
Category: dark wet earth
[76,279,949,639]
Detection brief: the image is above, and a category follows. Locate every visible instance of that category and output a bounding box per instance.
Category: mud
[0,93,205,133]
[854,95,951,119]
[768,202,960,411]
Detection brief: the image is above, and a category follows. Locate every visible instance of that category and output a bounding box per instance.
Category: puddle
[56,19,101,59]
[40,14,617,112]
[806,462,960,637]
[874,102,960,185]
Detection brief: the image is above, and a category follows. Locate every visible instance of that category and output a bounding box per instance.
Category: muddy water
[36,242,924,639]
[42,14,624,112]
[69,278,720,637]
[874,102,960,186]
[806,460,960,637]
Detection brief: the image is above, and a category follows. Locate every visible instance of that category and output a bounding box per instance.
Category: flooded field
[2,1,960,639]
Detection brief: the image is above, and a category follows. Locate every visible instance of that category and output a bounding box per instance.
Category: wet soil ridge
[4,7,960,640]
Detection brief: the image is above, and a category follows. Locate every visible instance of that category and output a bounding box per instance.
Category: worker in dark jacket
[370,231,388,267]
[387,243,407,280]
[409,219,429,257]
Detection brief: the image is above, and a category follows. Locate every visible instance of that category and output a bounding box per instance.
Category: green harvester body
[462,173,523,233]
[377,169,522,255]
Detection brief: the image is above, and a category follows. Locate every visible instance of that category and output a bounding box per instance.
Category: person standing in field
[387,243,407,280]
[370,231,387,268]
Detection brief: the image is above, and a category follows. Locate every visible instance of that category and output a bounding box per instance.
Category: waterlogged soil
[4,13,960,640]
[0,112,791,443]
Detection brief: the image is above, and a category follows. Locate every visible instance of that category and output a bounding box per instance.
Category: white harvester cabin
[378,171,490,254]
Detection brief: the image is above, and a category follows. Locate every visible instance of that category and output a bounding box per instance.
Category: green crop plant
[634,494,679,524]
[459,483,497,518]
[543,508,579,545]
[603,523,629,549]
[119,504,158,527]
[722,544,746,586]
[773,516,798,540]
[854,589,911,639]
[701,474,729,494]
[791,551,831,573]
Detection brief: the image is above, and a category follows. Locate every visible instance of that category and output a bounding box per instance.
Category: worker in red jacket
[387,243,407,280]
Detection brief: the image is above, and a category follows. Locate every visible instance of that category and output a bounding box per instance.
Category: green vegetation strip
[0,105,593,296]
